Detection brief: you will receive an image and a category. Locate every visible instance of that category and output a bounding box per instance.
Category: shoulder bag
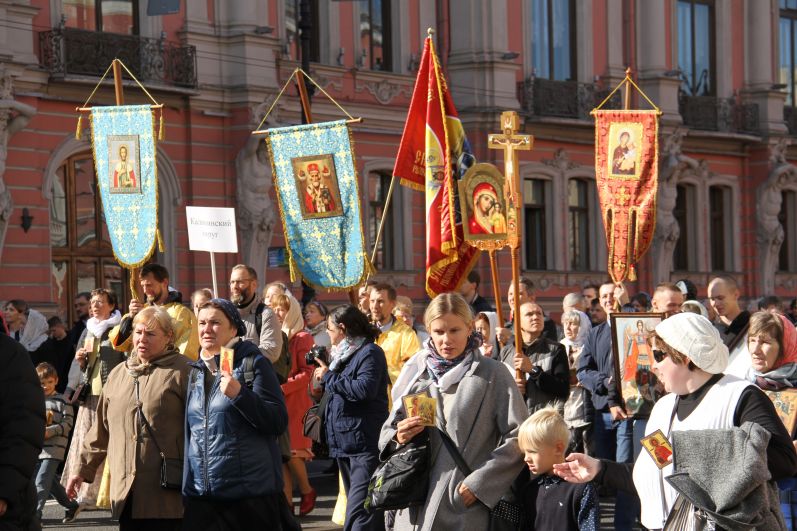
[365,428,430,511]
[134,377,183,490]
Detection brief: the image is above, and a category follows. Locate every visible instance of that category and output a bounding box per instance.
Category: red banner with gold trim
[594,110,659,283]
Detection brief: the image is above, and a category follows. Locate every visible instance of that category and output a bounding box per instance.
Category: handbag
[302,392,330,458]
[663,494,716,531]
[365,429,430,511]
[134,377,183,490]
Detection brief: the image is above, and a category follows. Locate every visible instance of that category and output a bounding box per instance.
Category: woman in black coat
[311,305,390,531]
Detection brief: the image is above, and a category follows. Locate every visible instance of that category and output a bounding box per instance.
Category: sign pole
[488,250,505,325]
[209,251,218,298]
[488,111,532,382]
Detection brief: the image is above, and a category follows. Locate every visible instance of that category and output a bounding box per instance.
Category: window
[523,179,548,270]
[50,154,131,323]
[62,0,138,35]
[285,0,320,62]
[781,1,797,106]
[677,0,715,96]
[708,185,732,271]
[531,0,575,80]
[780,189,797,271]
[368,171,405,270]
[673,183,697,270]
[568,179,590,271]
[358,0,392,71]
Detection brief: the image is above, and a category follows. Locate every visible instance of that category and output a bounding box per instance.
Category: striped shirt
[39,393,74,461]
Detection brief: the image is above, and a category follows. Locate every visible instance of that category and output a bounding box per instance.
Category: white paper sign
[186,206,238,253]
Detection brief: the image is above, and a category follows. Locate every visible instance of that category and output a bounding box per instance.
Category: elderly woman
[272,293,316,515]
[184,298,288,528]
[304,300,331,348]
[61,288,123,508]
[560,310,593,454]
[65,306,191,530]
[3,299,48,351]
[380,292,527,530]
[311,304,390,530]
[554,312,797,529]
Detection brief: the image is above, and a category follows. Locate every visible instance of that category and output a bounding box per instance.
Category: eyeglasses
[652,349,668,363]
[229,279,254,285]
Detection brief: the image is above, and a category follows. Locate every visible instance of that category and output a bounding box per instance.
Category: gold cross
[291,130,303,143]
[319,252,332,266]
[616,186,631,205]
[488,111,532,208]
[310,227,326,241]
[312,126,324,139]
[131,226,139,238]
[114,227,124,240]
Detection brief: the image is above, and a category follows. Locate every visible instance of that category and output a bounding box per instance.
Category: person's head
[651,313,728,395]
[519,301,544,339]
[598,281,617,315]
[473,183,498,216]
[197,299,248,355]
[747,311,797,374]
[191,288,213,316]
[264,281,289,308]
[423,293,474,360]
[508,277,535,309]
[307,163,321,187]
[561,310,583,342]
[675,279,698,301]
[327,304,381,346]
[582,284,599,305]
[36,362,59,396]
[652,283,685,318]
[517,406,570,475]
[562,292,585,313]
[3,299,28,325]
[459,270,480,300]
[473,313,491,342]
[631,292,651,313]
[47,316,67,340]
[271,294,292,325]
[89,288,117,321]
[589,298,607,325]
[758,295,783,315]
[131,306,176,362]
[304,300,328,329]
[139,264,170,304]
[119,145,128,160]
[73,292,91,320]
[370,283,397,325]
[229,264,258,306]
[681,300,709,318]
[393,295,415,328]
[707,275,741,321]
[357,280,377,313]
[619,131,630,146]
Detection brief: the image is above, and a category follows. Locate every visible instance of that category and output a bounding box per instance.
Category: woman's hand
[552,453,601,483]
[313,357,329,383]
[220,371,241,399]
[75,347,87,369]
[458,482,477,507]
[65,475,84,500]
[396,416,424,444]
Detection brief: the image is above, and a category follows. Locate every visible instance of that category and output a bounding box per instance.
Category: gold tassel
[158,110,165,141]
[156,228,165,252]
[75,115,83,139]
[628,263,637,281]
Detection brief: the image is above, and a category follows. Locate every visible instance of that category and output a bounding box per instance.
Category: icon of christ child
[303,162,336,214]
[113,145,137,188]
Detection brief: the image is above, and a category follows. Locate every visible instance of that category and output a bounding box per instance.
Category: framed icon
[610,312,665,417]
[108,135,141,194]
[291,153,344,219]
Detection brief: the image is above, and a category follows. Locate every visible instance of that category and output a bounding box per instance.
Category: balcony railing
[678,94,759,135]
[517,77,621,120]
[39,27,197,89]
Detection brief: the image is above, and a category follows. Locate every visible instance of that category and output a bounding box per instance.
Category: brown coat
[78,351,192,519]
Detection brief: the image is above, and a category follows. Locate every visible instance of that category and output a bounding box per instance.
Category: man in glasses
[228,264,282,363]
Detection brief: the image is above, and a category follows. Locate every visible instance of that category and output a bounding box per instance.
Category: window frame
[677,0,716,96]
[356,0,392,71]
[523,177,549,270]
[781,2,797,106]
[779,189,797,272]
[531,0,577,81]
[568,178,591,271]
[673,183,698,271]
[62,0,140,35]
[708,184,732,271]
[285,0,320,63]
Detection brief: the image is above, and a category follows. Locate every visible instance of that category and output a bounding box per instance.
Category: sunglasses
[652,349,668,363]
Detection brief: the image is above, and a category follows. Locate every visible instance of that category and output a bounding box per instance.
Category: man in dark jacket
[459,270,494,314]
[496,277,558,345]
[31,317,74,394]
[0,334,46,530]
[497,302,569,413]
[65,292,89,348]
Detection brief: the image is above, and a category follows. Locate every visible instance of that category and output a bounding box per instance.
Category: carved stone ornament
[356,78,411,105]
[541,148,579,172]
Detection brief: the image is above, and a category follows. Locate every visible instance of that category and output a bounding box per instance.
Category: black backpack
[254,302,291,384]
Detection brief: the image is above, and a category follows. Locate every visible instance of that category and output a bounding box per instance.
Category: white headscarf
[560,310,591,350]
[475,310,499,355]
[280,295,304,341]
[18,308,49,351]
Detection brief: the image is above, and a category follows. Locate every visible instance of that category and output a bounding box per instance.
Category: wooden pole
[623,67,632,110]
[488,250,504,325]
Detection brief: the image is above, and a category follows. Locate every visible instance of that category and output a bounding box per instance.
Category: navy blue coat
[576,321,620,412]
[322,341,390,458]
[183,339,288,499]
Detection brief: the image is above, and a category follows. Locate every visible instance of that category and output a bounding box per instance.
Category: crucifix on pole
[488,111,532,382]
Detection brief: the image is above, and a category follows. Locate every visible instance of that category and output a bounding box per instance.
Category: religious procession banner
[593,109,659,283]
[264,119,372,290]
[393,34,479,297]
[89,104,162,267]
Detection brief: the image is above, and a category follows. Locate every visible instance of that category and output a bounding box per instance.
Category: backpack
[254,302,291,384]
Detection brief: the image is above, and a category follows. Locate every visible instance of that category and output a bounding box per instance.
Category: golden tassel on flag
[75,115,83,139]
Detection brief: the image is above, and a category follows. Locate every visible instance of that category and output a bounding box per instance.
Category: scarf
[281,295,304,340]
[477,311,499,356]
[18,308,49,351]
[424,332,482,387]
[748,315,797,390]
[329,336,367,373]
[125,350,179,378]
[306,320,326,338]
[86,310,122,339]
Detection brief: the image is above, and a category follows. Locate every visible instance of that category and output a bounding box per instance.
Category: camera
[305,345,329,367]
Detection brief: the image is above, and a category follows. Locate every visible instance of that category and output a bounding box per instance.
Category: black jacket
[497,336,570,413]
[0,334,45,529]
[576,322,620,412]
[470,294,494,315]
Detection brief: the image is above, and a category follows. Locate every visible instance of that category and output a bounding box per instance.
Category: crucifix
[488,111,533,382]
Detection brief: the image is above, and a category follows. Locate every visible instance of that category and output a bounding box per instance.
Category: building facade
[0,0,796,322]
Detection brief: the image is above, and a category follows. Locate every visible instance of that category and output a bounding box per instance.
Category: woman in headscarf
[560,310,593,454]
[3,299,48,351]
[304,300,331,349]
[272,293,317,515]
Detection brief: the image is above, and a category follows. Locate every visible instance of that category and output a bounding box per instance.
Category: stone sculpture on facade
[652,128,689,285]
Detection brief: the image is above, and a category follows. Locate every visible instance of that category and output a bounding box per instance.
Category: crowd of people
[3,263,797,530]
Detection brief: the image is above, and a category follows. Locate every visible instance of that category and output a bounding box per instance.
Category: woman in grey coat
[379,292,527,531]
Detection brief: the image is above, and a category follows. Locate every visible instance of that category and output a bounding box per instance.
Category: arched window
[50,153,131,323]
[780,189,797,272]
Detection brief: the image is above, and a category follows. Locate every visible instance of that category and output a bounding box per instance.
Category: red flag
[393,36,480,297]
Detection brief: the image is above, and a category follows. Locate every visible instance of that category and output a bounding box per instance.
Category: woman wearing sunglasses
[553,312,797,529]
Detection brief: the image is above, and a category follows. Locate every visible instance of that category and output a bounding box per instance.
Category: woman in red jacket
[272,293,317,515]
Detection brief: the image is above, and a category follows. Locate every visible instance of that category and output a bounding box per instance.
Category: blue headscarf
[208,298,247,337]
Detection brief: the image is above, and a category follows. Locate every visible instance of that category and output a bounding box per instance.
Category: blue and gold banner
[89,105,161,267]
[264,119,372,290]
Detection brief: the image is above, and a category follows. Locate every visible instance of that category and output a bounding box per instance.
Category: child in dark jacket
[517,406,599,531]
[33,363,81,523]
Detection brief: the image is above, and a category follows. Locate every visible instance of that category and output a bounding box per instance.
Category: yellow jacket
[110,301,199,360]
[377,318,421,384]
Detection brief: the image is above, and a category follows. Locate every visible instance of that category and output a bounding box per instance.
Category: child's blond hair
[518,405,570,451]
[36,362,58,381]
